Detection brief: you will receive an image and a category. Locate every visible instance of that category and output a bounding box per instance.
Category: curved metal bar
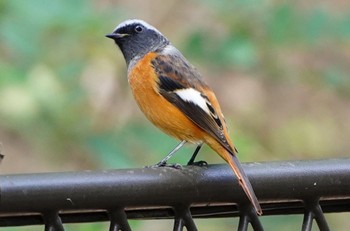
[0,158,349,229]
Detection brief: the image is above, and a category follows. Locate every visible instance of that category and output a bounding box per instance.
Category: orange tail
[225,151,262,215]
[203,131,262,214]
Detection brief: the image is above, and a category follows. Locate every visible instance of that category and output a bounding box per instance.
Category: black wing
[152,54,234,154]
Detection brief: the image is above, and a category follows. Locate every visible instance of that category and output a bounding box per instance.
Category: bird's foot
[187,160,208,166]
[147,162,183,169]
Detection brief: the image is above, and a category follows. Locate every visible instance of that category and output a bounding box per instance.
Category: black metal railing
[0,158,349,231]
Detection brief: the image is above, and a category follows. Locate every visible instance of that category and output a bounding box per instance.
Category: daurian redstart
[106,19,262,215]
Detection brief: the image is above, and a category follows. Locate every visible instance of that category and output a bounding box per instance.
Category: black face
[114,23,145,37]
[106,22,169,66]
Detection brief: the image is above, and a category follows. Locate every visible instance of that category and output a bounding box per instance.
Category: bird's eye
[134,25,143,33]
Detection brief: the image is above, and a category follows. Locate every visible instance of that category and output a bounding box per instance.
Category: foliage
[1,0,350,230]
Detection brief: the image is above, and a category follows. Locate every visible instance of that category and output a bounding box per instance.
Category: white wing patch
[175,88,210,114]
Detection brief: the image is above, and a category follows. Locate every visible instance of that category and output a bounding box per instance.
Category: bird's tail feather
[226,152,262,215]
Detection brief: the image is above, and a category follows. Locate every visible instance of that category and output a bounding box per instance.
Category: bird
[106,19,262,215]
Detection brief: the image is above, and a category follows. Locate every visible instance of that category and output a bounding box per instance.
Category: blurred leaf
[86,122,195,168]
[87,132,133,168]
[322,67,350,96]
[219,37,258,69]
[337,14,350,37]
[303,8,329,42]
[267,5,299,44]
[65,222,108,231]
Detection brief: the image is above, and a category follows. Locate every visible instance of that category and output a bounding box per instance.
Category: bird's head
[106,19,169,67]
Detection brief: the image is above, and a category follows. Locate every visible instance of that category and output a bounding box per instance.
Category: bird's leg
[187,144,202,165]
[187,143,207,166]
[155,140,187,167]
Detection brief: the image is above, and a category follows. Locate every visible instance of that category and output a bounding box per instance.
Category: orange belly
[128,52,204,143]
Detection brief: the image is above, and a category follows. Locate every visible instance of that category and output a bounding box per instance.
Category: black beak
[106,33,117,39]
[105,33,128,40]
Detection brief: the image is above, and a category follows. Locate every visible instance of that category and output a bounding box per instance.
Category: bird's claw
[147,162,183,169]
[187,160,208,166]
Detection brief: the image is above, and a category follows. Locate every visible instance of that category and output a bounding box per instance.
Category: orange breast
[128,52,205,143]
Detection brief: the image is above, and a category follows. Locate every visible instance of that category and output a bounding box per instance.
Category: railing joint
[173,205,197,231]
[302,199,330,231]
[42,211,64,231]
[238,203,263,231]
[109,208,131,231]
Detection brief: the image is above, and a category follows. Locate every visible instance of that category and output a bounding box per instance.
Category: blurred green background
[0,0,349,230]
